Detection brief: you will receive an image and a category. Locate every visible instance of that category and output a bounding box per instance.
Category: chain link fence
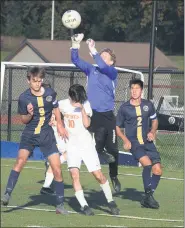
[1,66,184,170]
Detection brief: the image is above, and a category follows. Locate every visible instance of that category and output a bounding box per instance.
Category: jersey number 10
[68,119,75,128]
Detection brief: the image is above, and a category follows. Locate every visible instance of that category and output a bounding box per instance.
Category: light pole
[148,0,158,100]
[51,0,55,40]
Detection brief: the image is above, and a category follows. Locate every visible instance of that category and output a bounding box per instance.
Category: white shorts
[67,139,101,173]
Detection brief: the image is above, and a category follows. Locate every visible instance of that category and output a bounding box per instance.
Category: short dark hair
[27,67,45,80]
[129,79,144,89]
[100,48,116,65]
[69,84,87,104]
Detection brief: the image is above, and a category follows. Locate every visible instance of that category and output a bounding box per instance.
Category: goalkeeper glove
[86,39,98,55]
[71,33,84,49]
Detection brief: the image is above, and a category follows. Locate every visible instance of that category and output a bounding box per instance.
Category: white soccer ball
[62,10,81,29]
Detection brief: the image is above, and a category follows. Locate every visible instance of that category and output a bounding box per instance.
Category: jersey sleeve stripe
[150,113,157,119]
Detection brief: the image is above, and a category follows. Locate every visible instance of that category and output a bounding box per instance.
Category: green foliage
[1,0,184,54]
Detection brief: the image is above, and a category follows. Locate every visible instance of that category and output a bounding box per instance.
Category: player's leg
[90,111,115,163]
[105,128,121,193]
[82,145,120,215]
[92,169,120,215]
[67,144,94,216]
[40,164,55,195]
[40,129,68,214]
[133,145,159,209]
[69,167,94,216]
[1,149,31,205]
[41,152,67,195]
[47,153,68,214]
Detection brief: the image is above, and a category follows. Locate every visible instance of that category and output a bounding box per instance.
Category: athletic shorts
[53,126,67,153]
[130,141,161,165]
[67,136,101,172]
[19,127,59,158]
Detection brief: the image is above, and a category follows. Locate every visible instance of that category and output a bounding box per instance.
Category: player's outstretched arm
[86,39,117,80]
[71,34,93,75]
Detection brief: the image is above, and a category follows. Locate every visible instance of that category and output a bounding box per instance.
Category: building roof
[5,38,177,69]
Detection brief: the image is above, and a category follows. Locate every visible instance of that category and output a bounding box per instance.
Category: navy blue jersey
[116,99,157,144]
[18,87,58,134]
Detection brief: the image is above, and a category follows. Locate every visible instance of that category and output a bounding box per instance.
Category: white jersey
[58,99,92,140]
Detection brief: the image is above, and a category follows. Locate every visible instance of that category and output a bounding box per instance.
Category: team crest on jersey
[143,105,149,112]
[168,116,175,124]
[46,95,52,102]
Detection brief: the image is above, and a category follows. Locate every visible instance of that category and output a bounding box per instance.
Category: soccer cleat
[1,193,11,206]
[81,205,94,216]
[111,176,121,193]
[101,150,115,163]
[141,189,159,209]
[56,203,69,215]
[108,201,120,215]
[40,187,56,196]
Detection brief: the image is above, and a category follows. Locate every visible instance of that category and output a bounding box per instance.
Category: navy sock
[54,180,64,205]
[5,170,20,195]
[142,165,152,191]
[151,174,161,192]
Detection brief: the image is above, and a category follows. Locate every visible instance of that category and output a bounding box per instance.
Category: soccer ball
[62,10,81,29]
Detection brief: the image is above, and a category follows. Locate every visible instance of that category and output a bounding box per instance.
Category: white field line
[2,205,184,223]
[2,164,184,181]
[98,226,127,228]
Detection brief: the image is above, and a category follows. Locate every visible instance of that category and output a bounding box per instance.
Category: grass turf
[1,159,184,227]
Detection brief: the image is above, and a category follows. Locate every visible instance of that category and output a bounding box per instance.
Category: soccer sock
[43,172,54,188]
[5,170,20,195]
[151,174,161,192]
[142,165,152,191]
[54,180,64,205]
[100,180,113,203]
[75,190,88,208]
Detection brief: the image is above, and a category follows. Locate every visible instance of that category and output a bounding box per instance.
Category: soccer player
[116,79,162,209]
[70,33,121,193]
[59,84,120,216]
[40,112,67,195]
[1,67,68,214]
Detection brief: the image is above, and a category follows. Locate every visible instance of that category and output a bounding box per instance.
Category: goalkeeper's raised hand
[86,38,98,55]
[71,33,84,49]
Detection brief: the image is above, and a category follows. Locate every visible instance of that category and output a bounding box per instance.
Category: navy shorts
[130,141,161,165]
[19,127,59,158]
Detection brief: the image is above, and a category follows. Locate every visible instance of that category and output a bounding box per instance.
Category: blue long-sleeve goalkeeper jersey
[71,48,118,112]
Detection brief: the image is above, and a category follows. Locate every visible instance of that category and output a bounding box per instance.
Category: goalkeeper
[70,34,121,193]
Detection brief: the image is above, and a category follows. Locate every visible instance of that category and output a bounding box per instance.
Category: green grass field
[1,159,184,227]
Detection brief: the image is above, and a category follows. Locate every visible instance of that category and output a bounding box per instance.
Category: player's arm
[86,39,117,80]
[18,95,33,124]
[71,34,93,75]
[52,92,68,139]
[147,102,158,141]
[116,105,131,150]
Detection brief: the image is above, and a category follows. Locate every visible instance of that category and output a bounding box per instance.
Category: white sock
[100,180,113,203]
[43,172,54,188]
[75,190,88,208]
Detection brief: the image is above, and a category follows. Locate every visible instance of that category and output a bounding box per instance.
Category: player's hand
[27,103,34,116]
[147,131,156,141]
[86,38,98,55]
[49,113,57,126]
[57,124,68,140]
[123,139,131,151]
[71,33,84,49]
[72,102,83,109]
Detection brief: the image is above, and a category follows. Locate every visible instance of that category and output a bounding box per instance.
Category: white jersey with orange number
[58,99,92,140]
